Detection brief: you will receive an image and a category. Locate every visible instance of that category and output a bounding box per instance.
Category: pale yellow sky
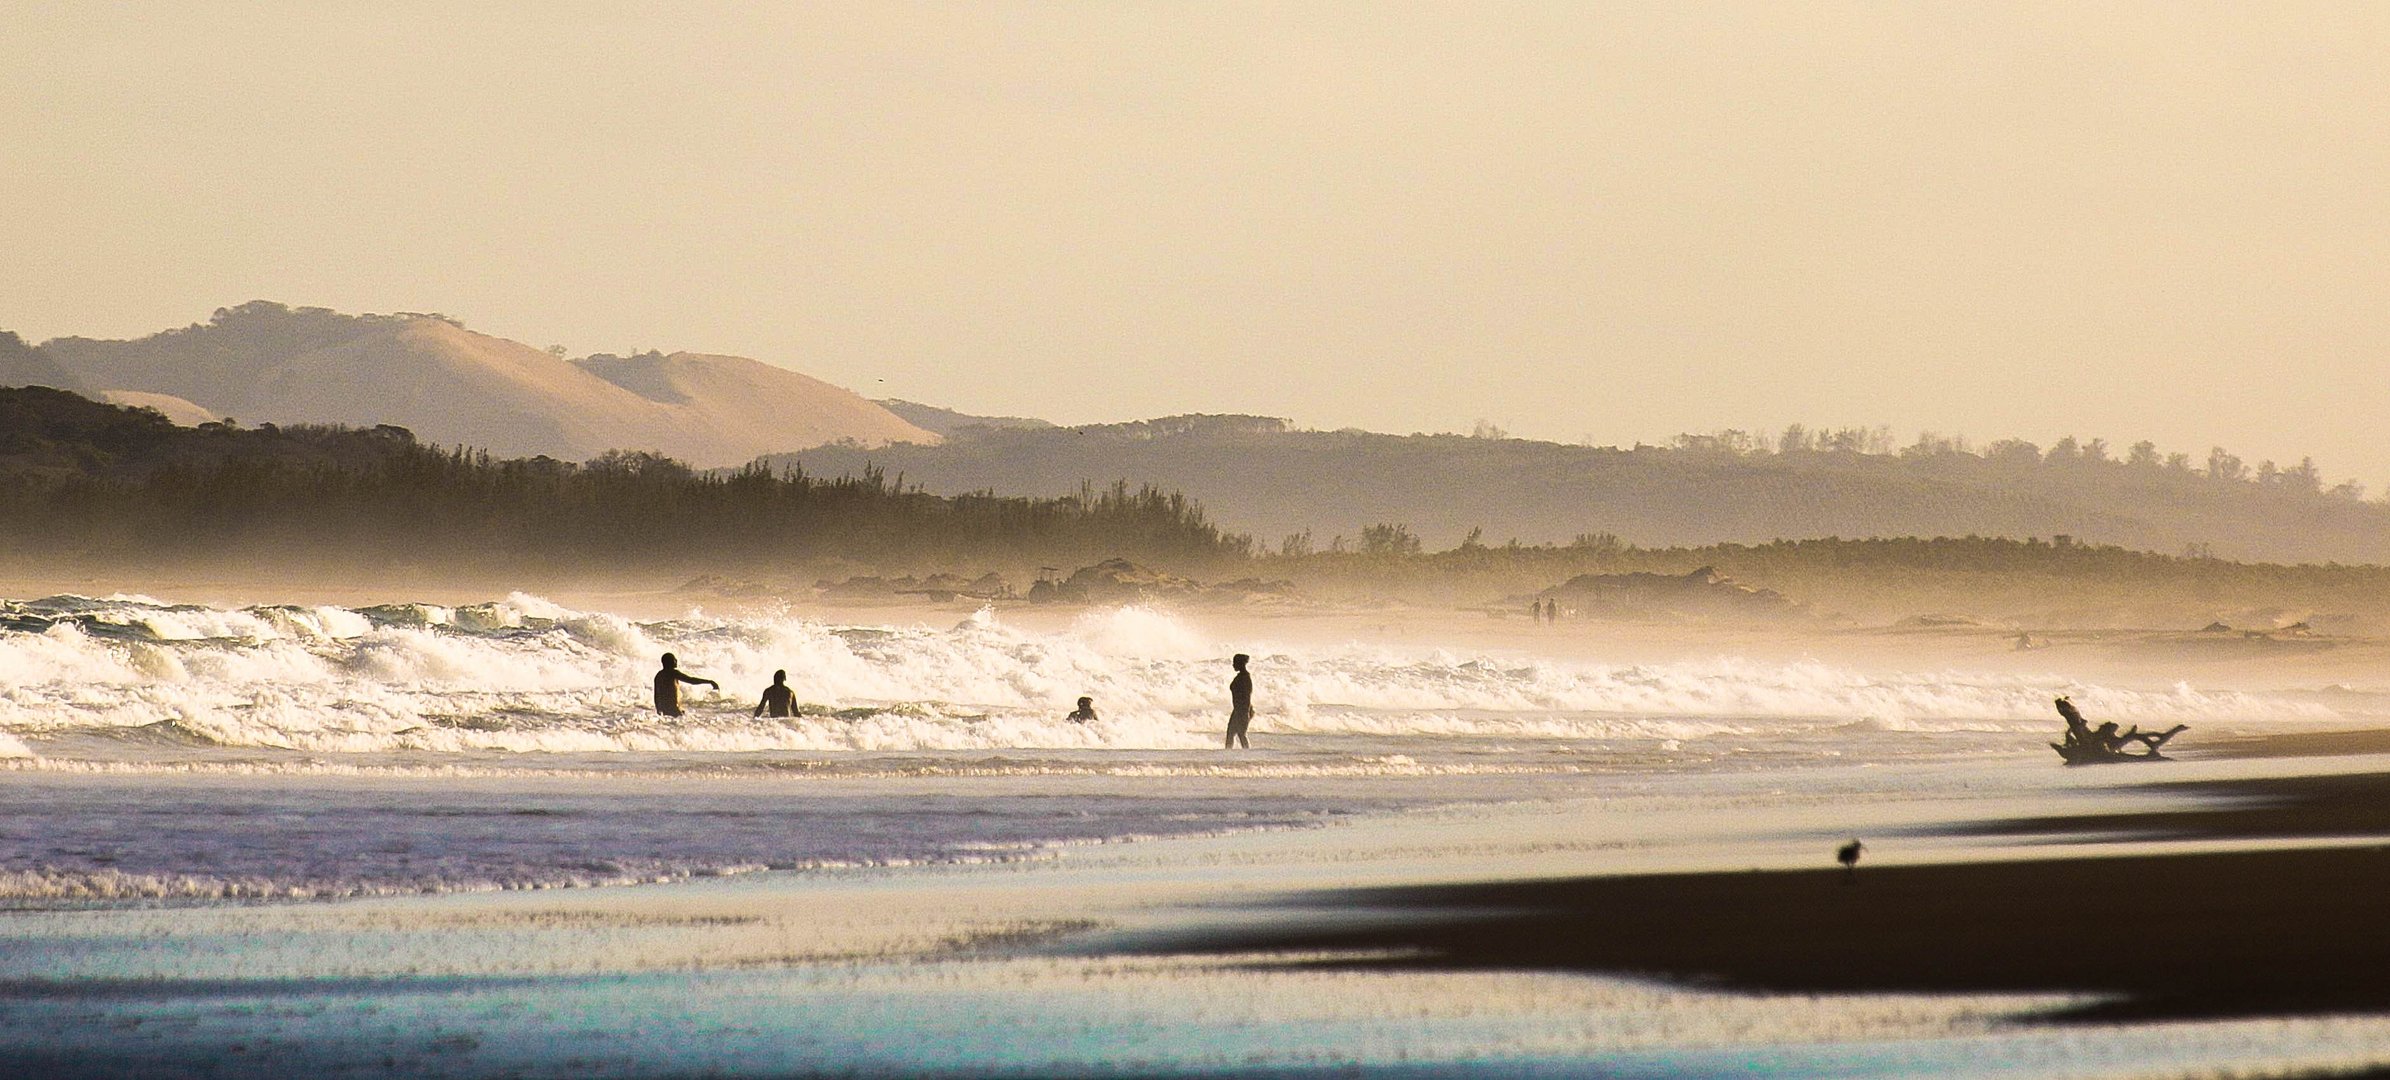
[4,2,2386,483]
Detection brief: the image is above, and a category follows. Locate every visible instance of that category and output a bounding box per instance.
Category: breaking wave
[0,593,2339,760]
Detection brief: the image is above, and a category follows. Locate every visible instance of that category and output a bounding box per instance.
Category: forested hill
[0,388,1241,574]
[772,416,2390,565]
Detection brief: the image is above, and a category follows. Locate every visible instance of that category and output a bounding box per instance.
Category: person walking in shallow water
[753,669,796,718]
[1224,653,1254,749]
[652,652,718,717]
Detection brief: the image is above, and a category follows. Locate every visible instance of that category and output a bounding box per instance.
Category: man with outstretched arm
[653,652,719,717]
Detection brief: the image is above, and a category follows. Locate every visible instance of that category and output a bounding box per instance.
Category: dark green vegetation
[0,388,1241,578]
[10,387,2390,624]
[778,415,2390,565]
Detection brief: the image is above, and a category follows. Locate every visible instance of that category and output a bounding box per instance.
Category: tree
[1359,523,1423,556]
[1569,532,1625,555]
[2207,447,2247,483]
[2127,441,2160,468]
[2284,457,2323,494]
[1986,439,2042,467]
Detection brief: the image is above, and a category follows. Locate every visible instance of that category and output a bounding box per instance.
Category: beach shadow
[1932,771,2390,844]
[1108,844,2390,1023]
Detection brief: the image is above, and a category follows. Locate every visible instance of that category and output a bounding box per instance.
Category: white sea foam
[0,591,2365,904]
[0,594,2344,759]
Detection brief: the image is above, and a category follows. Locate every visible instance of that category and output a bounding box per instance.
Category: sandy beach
[8,590,2390,1076]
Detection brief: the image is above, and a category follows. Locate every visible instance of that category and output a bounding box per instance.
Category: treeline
[1676,424,2363,501]
[779,414,2390,565]
[0,388,1249,574]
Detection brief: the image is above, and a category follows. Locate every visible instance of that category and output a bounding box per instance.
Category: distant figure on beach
[653,652,719,718]
[1837,839,1864,883]
[1225,653,1254,749]
[1067,696,1098,724]
[753,669,796,718]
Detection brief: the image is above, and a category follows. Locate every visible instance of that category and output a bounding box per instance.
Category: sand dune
[580,350,935,466]
[93,390,218,426]
[35,303,936,465]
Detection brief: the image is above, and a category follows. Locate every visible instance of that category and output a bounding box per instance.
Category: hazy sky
[6,3,2387,482]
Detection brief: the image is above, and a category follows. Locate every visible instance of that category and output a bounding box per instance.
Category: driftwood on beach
[2051,696,2187,765]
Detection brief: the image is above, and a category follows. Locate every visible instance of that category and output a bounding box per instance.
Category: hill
[877,399,1055,438]
[29,302,935,465]
[0,332,83,393]
[772,415,2390,566]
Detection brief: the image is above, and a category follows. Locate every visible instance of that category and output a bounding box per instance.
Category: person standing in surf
[653,652,719,717]
[1224,653,1254,749]
[753,669,797,718]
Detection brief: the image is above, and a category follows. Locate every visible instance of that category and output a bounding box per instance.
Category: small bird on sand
[1837,839,1865,883]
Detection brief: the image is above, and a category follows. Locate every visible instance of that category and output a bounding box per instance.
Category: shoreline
[1118,768,2390,1025]
[1119,843,2390,1025]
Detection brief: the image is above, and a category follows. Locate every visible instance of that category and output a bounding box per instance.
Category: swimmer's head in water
[1077,696,1092,708]
[773,669,787,684]
[661,652,678,669]
[1232,653,1249,670]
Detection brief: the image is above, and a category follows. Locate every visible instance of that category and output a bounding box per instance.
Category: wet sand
[1128,769,2390,1026]
[2196,728,2390,760]
[1129,844,2390,1024]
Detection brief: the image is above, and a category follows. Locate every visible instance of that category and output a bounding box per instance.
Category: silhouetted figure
[653,652,718,717]
[1225,653,1254,749]
[753,669,796,718]
[1837,839,1864,883]
[1067,696,1098,724]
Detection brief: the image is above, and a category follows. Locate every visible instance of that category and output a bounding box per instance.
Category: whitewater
[0,592,2354,903]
